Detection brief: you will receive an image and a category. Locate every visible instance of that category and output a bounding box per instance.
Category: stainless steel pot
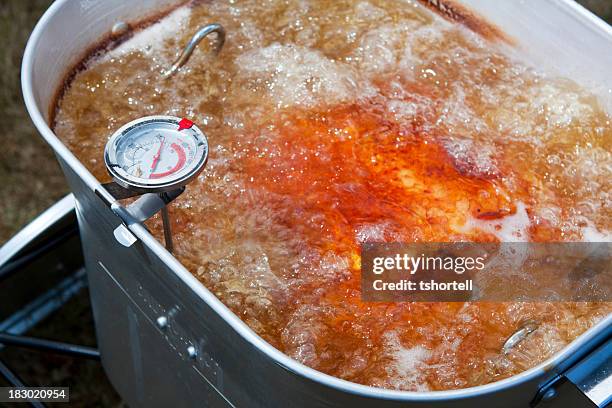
[21,0,612,407]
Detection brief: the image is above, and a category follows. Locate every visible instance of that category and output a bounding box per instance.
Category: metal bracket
[101,181,142,200]
[101,182,185,252]
[532,338,612,407]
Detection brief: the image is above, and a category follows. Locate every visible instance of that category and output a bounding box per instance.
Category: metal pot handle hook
[162,23,226,78]
[502,320,539,355]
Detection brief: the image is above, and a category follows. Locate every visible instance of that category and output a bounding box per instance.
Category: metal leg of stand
[0,333,100,361]
[0,358,47,408]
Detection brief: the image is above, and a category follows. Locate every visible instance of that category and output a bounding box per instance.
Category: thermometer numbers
[116,131,195,181]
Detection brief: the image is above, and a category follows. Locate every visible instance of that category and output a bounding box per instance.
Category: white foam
[382,331,431,391]
[355,222,391,243]
[385,92,436,125]
[494,81,595,141]
[281,304,326,366]
[104,6,192,59]
[436,86,490,134]
[581,223,612,242]
[528,83,593,128]
[354,1,387,21]
[351,21,418,74]
[442,137,499,177]
[347,20,453,78]
[235,43,372,108]
[461,201,530,242]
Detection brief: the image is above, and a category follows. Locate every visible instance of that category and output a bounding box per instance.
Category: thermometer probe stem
[161,205,173,253]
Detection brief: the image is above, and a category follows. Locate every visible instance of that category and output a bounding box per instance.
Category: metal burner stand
[0,196,96,407]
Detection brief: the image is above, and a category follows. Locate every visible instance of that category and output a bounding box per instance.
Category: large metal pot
[21,0,612,407]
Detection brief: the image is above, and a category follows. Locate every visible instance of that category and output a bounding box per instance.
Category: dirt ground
[0,0,68,245]
[579,0,612,21]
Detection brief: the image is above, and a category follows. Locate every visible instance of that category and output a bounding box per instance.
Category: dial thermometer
[105,115,208,192]
[103,116,209,252]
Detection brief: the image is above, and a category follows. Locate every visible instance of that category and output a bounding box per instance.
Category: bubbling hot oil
[53,0,611,391]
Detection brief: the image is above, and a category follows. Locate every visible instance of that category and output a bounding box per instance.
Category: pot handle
[162,23,226,78]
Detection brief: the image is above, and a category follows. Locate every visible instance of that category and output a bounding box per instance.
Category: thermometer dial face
[104,116,208,192]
